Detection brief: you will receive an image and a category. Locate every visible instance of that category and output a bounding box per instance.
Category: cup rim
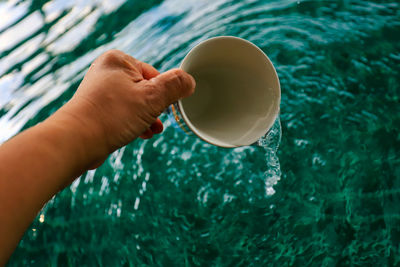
[178,36,281,148]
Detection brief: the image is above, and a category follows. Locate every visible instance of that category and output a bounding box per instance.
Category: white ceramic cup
[171,36,280,148]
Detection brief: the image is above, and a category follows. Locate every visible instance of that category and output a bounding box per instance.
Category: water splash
[167,102,282,197]
[257,117,282,196]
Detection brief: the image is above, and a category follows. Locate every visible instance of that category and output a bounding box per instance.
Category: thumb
[148,68,196,110]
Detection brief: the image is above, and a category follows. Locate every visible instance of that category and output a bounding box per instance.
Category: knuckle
[100,49,124,65]
[171,69,186,86]
[122,53,137,64]
[143,82,163,115]
[99,50,141,73]
[103,49,122,58]
[144,82,157,100]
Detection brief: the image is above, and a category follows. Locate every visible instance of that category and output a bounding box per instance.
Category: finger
[140,128,154,139]
[140,119,163,140]
[149,69,196,110]
[99,50,145,82]
[150,118,164,134]
[120,54,145,82]
[88,156,107,170]
[119,53,159,80]
[138,62,160,80]
[88,160,104,170]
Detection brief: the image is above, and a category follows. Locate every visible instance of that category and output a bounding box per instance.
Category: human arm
[0,50,195,264]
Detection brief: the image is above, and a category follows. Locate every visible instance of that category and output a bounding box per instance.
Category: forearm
[0,50,195,265]
[0,108,101,264]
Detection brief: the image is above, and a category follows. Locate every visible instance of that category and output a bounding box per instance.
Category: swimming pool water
[1,0,400,265]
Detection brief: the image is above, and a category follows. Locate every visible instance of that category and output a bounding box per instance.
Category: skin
[0,50,195,265]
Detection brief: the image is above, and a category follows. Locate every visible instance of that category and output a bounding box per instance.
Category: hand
[0,49,196,263]
[55,49,195,168]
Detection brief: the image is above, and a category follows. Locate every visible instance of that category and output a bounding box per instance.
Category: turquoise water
[1,0,400,265]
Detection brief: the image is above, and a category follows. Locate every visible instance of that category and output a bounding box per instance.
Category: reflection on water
[1,0,400,265]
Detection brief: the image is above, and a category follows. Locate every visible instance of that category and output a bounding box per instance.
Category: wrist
[43,101,109,174]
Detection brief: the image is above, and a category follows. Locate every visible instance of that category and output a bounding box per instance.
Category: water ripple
[2,0,400,265]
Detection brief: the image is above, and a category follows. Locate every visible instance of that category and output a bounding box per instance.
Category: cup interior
[179,36,280,147]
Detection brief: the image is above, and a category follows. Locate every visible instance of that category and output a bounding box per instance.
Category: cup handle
[164,103,193,135]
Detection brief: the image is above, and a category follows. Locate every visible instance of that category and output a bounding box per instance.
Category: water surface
[1,0,400,265]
